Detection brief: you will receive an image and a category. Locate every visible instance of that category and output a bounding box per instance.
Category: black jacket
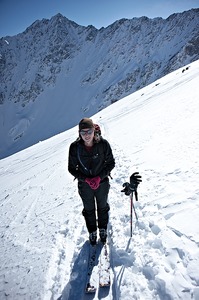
[68,137,115,181]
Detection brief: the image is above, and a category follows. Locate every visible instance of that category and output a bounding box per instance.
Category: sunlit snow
[0,60,199,300]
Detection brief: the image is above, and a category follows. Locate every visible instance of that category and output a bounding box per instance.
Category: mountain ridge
[0,8,199,159]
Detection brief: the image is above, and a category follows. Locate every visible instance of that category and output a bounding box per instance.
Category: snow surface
[0,60,199,300]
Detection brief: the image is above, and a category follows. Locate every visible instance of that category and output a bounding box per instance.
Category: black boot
[89,231,97,246]
[99,228,107,244]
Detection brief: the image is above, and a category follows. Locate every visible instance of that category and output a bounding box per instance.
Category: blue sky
[0,0,199,37]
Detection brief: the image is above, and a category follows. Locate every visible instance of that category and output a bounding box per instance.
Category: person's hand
[85,176,101,190]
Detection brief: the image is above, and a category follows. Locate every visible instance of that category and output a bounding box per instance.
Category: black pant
[78,179,110,233]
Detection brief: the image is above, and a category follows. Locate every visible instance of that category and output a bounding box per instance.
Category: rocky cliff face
[0,9,199,158]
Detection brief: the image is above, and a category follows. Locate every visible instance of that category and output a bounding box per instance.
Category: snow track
[107,144,199,300]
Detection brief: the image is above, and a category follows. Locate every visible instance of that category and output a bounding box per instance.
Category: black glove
[121,172,142,197]
[121,182,131,196]
[130,172,142,191]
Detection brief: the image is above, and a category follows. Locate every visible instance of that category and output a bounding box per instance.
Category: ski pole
[130,191,138,237]
[132,191,138,221]
[121,173,142,237]
[130,192,133,237]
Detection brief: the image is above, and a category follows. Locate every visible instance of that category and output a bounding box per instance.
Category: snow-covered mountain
[0,8,199,159]
[0,59,198,300]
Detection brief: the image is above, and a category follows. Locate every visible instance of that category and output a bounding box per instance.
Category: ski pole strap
[134,190,138,201]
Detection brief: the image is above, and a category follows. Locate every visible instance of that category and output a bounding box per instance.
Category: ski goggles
[79,129,94,136]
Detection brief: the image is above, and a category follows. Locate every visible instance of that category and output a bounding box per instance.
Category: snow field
[0,60,199,299]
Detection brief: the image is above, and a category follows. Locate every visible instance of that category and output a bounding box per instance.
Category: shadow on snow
[58,240,110,300]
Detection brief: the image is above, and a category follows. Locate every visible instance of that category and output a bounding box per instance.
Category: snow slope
[0,60,199,300]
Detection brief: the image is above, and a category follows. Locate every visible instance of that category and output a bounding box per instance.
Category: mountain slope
[0,60,198,299]
[0,9,199,160]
